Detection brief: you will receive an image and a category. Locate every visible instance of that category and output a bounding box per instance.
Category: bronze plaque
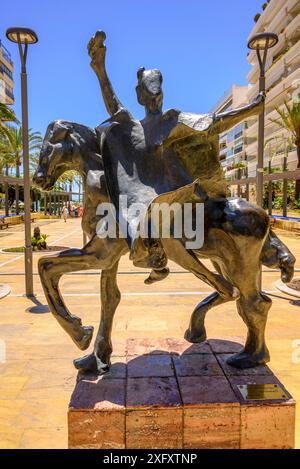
[237,384,289,401]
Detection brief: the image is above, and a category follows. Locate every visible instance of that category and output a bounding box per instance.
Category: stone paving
[0,218,299,448]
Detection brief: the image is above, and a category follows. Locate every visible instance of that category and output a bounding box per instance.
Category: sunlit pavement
[0,217,299,448]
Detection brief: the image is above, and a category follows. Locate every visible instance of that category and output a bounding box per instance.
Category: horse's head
[33,120,99,191]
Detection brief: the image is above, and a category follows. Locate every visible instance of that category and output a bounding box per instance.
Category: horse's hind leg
[185,260,233,343]
[185,291,233,343]
[222,238,272,369]
[74,260,121,373]
[227,291,272,368]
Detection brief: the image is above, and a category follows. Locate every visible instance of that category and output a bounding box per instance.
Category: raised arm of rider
[211,91,265,135]
[88,32,124,117]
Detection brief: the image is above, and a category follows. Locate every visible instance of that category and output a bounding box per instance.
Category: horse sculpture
[33,119,295,373]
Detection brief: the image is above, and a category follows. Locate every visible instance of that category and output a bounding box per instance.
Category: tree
[0,125,42,214]
[0,103,18,174]
[0,103,18,135]
[271,94,300,200]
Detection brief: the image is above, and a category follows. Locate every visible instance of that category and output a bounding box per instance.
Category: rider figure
[88,31,266,275]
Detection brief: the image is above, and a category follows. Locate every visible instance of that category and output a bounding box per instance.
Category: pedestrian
[62,204,69,223]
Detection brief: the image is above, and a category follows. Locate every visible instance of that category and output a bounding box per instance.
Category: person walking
[62,204,69,223]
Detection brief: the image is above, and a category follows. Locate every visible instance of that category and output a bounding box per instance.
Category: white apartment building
[0,39,14,105]
[246,0,300,177]
[211,85,249,183]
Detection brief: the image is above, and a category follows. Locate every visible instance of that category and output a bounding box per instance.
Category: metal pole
[19,39,34,297]
[283,147,288,218]
[256,74,266,207]
[44,192,47,214]
[82,180,87,246]
[4,167,9,217]
[268,159,272,216]
[255,42,268,292]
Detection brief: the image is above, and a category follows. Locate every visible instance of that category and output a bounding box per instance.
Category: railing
[227,169,300,217]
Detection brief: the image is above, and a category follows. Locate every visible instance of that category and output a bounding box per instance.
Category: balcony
[269,7,290,36]
[248,0,286,43]
[245,140,258,158]
[248,62,300,105]
[285,11,300,42]
[267,66,300,103]
[246,120,258,139]
[287,0,300,15]
[246,104,288,138]
[285,39,300,69]
[266,58,286,88]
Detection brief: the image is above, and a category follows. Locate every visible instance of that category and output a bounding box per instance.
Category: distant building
[211,84,249,186]
[0,39,14,105]
[246,0,300,177]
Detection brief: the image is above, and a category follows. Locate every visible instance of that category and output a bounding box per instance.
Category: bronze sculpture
[33,31,295,373]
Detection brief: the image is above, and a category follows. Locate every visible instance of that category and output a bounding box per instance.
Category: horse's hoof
[184,328,207,344]
[226,349,270,369]
[74,352,110,374]
[144,267,170,285]
[76,326,94,351]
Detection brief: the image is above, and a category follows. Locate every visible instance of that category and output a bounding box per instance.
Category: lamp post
[247,32,278,208]
[6,27,38,297]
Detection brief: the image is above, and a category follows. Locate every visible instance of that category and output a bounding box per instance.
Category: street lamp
[6,27,38,297]
[247,32,278,208]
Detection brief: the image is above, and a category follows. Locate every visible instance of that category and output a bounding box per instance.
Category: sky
[1,0,264,137]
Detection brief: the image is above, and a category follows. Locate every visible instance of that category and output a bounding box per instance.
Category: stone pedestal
[68,338,295,449]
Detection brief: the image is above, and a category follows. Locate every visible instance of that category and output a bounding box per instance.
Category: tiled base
[68,338,295,449]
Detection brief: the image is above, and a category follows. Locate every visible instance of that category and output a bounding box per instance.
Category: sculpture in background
[33,31,295,374]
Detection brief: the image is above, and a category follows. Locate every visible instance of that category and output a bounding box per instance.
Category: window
[1,64,13,79]
[234,145,243,155]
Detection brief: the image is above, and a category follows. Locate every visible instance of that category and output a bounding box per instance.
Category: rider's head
[136,67,163,114]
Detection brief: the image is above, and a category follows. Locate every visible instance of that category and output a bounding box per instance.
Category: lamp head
[6,27,38,44]
[248,32,278,50]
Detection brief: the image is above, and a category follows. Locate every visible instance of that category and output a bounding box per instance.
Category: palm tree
[271,94,300,200]
[0,103,18,175]
[0,103,18,135]
[0,125,42,214]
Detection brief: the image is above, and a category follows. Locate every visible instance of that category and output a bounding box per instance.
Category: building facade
[0,39,14,105]
[211,85,249,186]
[246,0,300,177]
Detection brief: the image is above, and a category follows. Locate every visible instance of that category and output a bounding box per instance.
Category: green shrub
[254,13,261,22]
[292,198,300,210]
[273,196,283,210]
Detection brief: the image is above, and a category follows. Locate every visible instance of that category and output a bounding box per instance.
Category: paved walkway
[0,218,299,448]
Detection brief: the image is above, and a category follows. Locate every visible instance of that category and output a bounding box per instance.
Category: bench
[0,222,9,230]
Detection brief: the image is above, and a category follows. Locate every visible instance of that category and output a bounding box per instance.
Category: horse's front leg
[38,234,125,349]
[74,260,121,373]
[38,246,101,350]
